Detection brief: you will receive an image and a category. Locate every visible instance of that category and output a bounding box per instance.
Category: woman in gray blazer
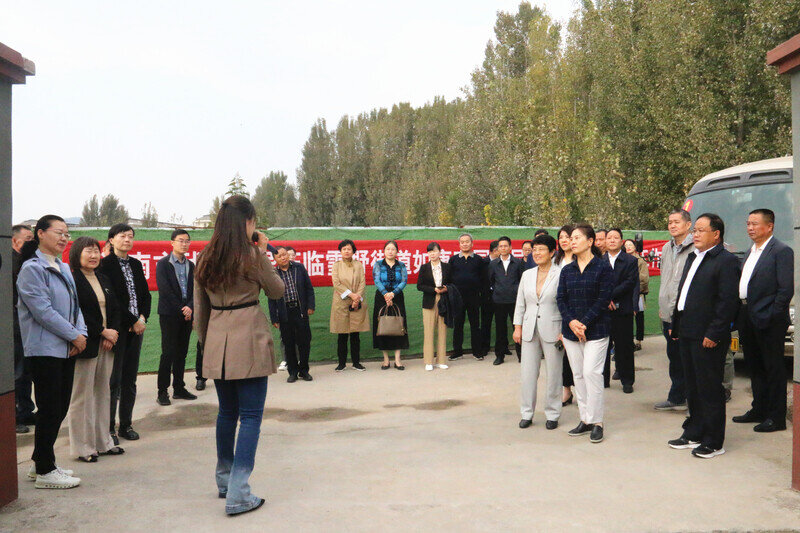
[513,234,563,429]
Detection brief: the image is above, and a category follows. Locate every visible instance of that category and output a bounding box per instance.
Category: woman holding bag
[372,240,410,370]
[68,236,124,462]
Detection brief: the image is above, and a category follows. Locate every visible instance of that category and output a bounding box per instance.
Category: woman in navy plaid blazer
[556,224,614,444]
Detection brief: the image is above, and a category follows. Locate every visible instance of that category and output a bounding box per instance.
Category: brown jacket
[194,251,285,380]
[329,259,370,333]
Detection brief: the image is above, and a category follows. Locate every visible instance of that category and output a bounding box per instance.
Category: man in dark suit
[732,209,793,432]
[269,246,316,382]
[603,229,640,393]
[669,213,740,459]
[488,236,524,365]
[155,229,197,406]
[449,233,487,361]
[480,240,500,359]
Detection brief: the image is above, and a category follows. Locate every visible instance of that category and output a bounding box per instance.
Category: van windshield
[686,183,792,256]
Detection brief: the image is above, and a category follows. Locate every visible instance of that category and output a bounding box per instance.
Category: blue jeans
[214,376,268,514]
[662,321,686,404]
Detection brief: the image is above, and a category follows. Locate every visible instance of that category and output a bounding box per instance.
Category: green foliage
[98,194,129,226]
[80,194,101,226]
[140,202,159,227]
[294,0,795,229]
[252,171,299,227]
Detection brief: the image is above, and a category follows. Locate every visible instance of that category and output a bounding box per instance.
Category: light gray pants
[563,337,610,425]
[520,332,563,422]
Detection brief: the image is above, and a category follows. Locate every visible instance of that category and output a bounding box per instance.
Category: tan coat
[194,251,285,380]
[329,259,370,333]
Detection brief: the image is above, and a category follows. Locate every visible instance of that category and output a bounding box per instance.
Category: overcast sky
[3,1,577,224]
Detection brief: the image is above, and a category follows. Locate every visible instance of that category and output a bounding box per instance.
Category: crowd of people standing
[11,196,793,513]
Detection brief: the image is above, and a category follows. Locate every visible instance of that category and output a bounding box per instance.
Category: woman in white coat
[513,234,563,430]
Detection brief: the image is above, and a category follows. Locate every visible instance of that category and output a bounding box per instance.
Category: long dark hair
[572,223,602,257]
[20,215,65,262]
[553,224,575,265]
[195,195,259,292]
[69,236,101,271]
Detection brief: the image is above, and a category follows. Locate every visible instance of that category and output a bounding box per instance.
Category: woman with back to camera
[556,224,614,444]
[194,195,285,516]
[68,236,124,463]
[554,224,576,406]
[17,215,87,489]
[372,240,410,370]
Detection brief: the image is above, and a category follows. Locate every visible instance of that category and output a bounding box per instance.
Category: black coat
[741,237,794,330]
[156,254,195,317]
[672,244,741,342]
[438,284,464,328]
[99,253,152,330]
[605,251,640,315]
[488,256,524,304]
[417,261,453,309]
[268,262,316,323]
[73,269,121,359]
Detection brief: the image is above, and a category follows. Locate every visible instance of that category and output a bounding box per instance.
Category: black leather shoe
[724,389,731,403]
[196,378,206,391]
[287,374,298,383]
[754,419,786,432]
[157,393,171,406]
[732,410,765,424]
[173,388,197,400]
[519,419,532,429]
[562,394,573,407]
[118,426,139,441]
[568,422,593,436]
[612,371,620,381]
[16,423,29,434]
[299,372,313,382]
[545,420,558,430]
[623,384,633,394]
[493,357,504,366]
[590,425,604,443]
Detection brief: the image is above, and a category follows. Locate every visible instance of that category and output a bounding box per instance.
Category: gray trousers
[520,332,563,422]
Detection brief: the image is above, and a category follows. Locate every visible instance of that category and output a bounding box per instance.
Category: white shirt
[431,261,443,287]
[501,255,511,273]
[739,235,772,299]
[607,251,621,270]
[676,246,714,312]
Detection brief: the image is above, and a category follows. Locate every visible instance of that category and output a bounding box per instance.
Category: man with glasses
[12,224,35,433]
[155,229,197,405]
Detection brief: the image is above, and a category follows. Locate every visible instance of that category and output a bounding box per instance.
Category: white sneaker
[425,365,434,371]
[35,468,81,489]
[278,361,287,371]
[436,364,449,369]
[28,464,74,481]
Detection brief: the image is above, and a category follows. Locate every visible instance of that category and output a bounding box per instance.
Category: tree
[209,195,223,226]
[297,119,336,225]
[140,202,159,227]
[252,171,299,227]
[226,172,249,198]
[80,194,101,226]
[99,195,129,226]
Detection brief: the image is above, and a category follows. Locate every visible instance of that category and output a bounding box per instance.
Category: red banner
[66,239,668,291]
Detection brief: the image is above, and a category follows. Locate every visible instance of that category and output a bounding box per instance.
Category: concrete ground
[3,336,799,533]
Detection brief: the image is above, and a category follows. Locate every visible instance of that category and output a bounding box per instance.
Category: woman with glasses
[17,215,87,489]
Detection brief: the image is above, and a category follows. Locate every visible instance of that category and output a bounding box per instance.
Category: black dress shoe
[173,388,197,400]
[157,393,171,406]
[519,419,532,429]
[754,419,786,433]
[545,420,558,430]
[287,374,298,383]
[118,426,139,441]
[622,384,633,394]
[732,410,765,424]
[562,394,574,407]
[16,423,30,434]
[590,425,604,443]
[493,357,504,366]
[196,378,206,391]
[299,373,313,382]
[568,422,593,436]
[612,371,620,381]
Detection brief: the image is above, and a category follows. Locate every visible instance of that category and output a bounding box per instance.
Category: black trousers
[280,306,312,376]
[563,354,574,388]
[493,302,521,361]
[30,356,75,474]
[453,288,483,357]
[603,340,613,387]
[610,313,635,386]
[110,329,143,432]
[662,321,686,404]
[195,340,205,381]
[680,337,727,449]
[157,315,193,393]
[739,307,788,423]
[635,311,645,342]
[480,299,494,355]
[14,313,35,422]
[337,332,361,366]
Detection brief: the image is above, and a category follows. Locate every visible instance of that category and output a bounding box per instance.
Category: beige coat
[194,251,285,380]
[330,259,370,333]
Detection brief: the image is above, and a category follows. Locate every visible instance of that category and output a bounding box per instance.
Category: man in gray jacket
[655,209,694,411]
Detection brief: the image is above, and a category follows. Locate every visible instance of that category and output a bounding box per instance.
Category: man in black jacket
[604,229,640,393]
[732,209,794,432]
[155,229,196,406]
[448,233,487,361]
[480,240,500,359]
[12,224,35,433]
[488,236,523,365]
[100,224,152,443]
[269,247,316,382]
[669,213,740,459]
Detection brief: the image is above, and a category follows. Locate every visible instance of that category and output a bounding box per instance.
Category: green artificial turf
[137,277,663,373]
